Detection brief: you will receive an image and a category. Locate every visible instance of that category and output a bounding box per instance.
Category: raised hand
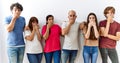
[12,11,20,20]
[47,22,53,29]
[88,22,92,28]
[106,14,113,23]
[35,24,40,31]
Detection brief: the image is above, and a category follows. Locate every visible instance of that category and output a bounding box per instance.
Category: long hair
[86,13,99,40]
[28,17,38,32]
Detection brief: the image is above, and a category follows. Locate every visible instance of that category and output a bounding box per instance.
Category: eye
[70,15,75,17]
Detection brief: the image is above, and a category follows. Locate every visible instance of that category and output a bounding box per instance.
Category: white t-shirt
[62,21,80,50]
[24,30,43,54]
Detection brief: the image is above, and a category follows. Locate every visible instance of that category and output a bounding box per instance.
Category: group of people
[4,2,120,63]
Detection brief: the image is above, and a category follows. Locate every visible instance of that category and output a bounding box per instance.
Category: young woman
[80,13,99,63]
[24,17,43,63]
[42,15,61,63]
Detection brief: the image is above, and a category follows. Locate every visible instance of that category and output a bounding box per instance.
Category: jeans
[83,46,98,63]
[61,49,78,63]
[99,48,119,63]
[7,47,25,63]
[44,50,61,63]
[27,53,43,63]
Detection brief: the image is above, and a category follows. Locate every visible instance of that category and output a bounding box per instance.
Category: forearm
[107,34,120,41]
[43,27,50,40]
[62,24,71,35]
[85,26,91,39]
[93,26,99,38]
[6,18,16,32]
[36,29,41,41]
[25,30,35,41]
[104,21,110,36]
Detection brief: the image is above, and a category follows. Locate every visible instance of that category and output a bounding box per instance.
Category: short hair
[68,10,76,15]
[104,6,115,17]
[10,2,23,11]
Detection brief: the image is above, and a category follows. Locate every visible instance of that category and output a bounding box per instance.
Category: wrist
[107,34,110,38]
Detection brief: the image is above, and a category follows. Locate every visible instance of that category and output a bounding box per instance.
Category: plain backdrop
[0,0,120,63]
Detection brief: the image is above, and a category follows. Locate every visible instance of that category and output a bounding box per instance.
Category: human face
[32,21,38,26]
[68,11,77,23]
[89,15,95,23]
[106,10,114,18]
[12,6,21,16]
[47,17,54,24]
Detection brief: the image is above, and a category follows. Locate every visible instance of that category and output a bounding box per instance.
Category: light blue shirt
[4,15,26,47]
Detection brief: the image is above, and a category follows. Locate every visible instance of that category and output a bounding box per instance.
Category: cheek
[32,23,35,26]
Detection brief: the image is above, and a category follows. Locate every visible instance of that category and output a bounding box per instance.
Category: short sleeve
[61,21,67,29]
[4,17,11,25]
[117,23,120,32]
[41,25,47,36]
[99,21,106,27]
[24,30,31,37]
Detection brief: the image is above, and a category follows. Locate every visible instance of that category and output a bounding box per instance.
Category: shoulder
[54,24,60,27]
[114,21,120,24]
[4,15,12,24]
[74,22,80,26]
[53,24,61,29]
[5,15,12,20]
[80,21,87,30]
[42,25,47,30]
[19,16,25,20]
[99,20,106,23]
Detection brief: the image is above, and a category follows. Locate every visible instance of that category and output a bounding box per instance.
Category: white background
[0,0,120,63]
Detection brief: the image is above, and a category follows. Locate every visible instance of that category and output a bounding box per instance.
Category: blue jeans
[44,50,61,63]
[83,46,98,63]
[27,53,43,63]
[7,47,25,63]
[61,49,78,63]
[99,48,119,63]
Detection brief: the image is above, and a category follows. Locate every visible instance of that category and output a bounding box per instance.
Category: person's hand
[34,24,39,31]
[88,22,92,28]
[24,26,30,30]
[68,20,74,26]
[32,22,36,31]
[91,21,96,27]
[47,22,53,29]
[107,14,113,23]
[13,12,20,19]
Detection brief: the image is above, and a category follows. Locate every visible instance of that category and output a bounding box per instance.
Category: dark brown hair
[104,6,115,17]
[86,13,99,40]
[46,15,54,25]
[10,2,23,11]
[28,17,38,32]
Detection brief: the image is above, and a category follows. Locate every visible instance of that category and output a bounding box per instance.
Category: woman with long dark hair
[24,17,43,63]
[80,13,99,63]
